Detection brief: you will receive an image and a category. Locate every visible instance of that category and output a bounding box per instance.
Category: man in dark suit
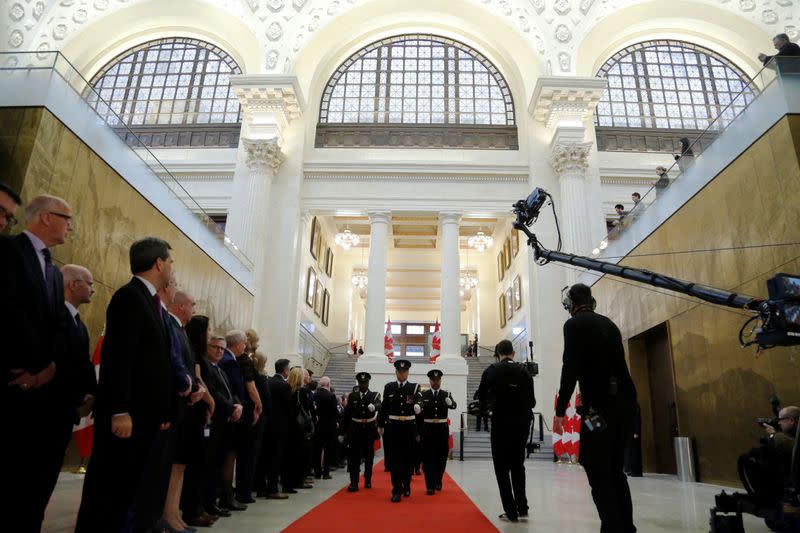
[759,33,800,65]
[61,264,98,421]
[478,339,535,523]
[4,194,73,533]
[312,376,339,479]
[264,358,292,499]
[555,283,638,533]
[417,369,457,495]
[378,359,421,503]
[76,237,180,533]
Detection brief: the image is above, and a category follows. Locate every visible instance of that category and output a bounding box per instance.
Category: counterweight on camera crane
[512,188,800,351]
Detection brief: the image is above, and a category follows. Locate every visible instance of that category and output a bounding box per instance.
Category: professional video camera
[512,187,800,351]
[756,395,783,432]
[523,340,539,378]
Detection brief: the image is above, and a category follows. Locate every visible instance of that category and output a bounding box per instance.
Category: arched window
[88,38,243,147]
[316,34,518,149]
[594,40,756,130]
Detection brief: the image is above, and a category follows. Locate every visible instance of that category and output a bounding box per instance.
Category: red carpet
[282,460,498,532]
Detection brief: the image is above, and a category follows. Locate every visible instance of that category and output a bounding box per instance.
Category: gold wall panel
[590,115,800,484]
[1,107,254,464]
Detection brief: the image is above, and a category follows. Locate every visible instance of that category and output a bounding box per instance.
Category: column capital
[550,141,593,176]
[438,211,462,225]
[231,75,305,129]
[529,76,608,129]
[368,211,392,225]
[242,137,283,175]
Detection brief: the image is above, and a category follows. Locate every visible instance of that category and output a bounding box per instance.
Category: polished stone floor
[44,460,769,532]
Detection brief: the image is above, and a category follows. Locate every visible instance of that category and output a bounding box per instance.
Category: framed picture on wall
[513,275,522,310]
[305,268,316,308]
[505,287,514,321]
[497,251,504,282]
[512,229,519,257]
[499,293,506,328]
[314,279,324,317]
[310,217,320,260]
[503,237,512,269]
[322,289,330,326]
[325,247,334,277]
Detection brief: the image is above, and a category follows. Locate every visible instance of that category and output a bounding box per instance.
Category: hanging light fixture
[335,225,360,250]
[460,245,478,290]
[351,246,368,288]
[467,227,493,252]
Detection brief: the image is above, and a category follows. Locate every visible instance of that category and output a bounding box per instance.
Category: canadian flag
[384,319,394,363]
[572,392,582,462]
[448,417,454,450]
[348,332,355,355]
[72,331,104,459]
[429,320,441,364]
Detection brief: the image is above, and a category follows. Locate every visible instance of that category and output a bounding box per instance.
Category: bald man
[62,264,98,420]
[313,376,339,479]
[3,195,74,532]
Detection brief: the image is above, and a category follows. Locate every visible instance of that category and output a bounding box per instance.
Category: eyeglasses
[209,345,226,351]
[49,211,73,225]
[0,206,18,228]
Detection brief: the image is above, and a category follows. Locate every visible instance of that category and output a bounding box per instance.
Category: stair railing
[459,411,467,461]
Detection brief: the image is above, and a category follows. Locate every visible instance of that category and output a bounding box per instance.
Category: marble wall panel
[590,115,800,484]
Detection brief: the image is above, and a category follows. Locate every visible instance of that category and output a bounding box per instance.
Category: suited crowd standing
[418,369,457,495]
[478,339,535,523]
[555,283,638,533]
[340,372,382,491]
[379,359,421,503]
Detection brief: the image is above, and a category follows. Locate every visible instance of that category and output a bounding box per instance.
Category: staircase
[319,356,358,397]
[460,357,553,461]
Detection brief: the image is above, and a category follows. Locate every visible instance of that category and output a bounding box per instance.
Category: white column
[550,132,594,258]
[240,138,280,264]
[439,212,462,359]
[363,211,391,359]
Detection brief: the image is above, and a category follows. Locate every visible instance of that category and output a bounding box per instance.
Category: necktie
[215,365,233,400]
[434,390,438,400]
[42,248,56,308]
[75,313,90,350]
[153,293,163,317]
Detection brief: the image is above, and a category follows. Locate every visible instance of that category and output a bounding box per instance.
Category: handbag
[296,394,315,438]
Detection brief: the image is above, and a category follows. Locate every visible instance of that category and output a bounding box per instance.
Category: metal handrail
[459,411,467,461]
[299,323,333,371]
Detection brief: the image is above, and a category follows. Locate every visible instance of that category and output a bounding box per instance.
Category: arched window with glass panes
[594,40,757,134]
[316,34,518,149]
[88,37,243,148]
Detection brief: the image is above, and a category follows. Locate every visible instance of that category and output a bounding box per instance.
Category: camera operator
[554,284,638,533]
[477,340,535,523]
[739,406,799,509]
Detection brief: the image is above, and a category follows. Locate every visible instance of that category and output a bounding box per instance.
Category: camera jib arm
[512,188,800,351]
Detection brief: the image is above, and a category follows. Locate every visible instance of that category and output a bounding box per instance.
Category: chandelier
[467,230,493,252]
[460,271,478,290]
[351,270,368,289]
[335,227,360,250]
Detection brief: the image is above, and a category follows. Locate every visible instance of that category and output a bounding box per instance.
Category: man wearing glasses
[0,181,21,232]
[3,193,76,532]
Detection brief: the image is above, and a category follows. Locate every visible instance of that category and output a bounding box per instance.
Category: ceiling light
[467,230,493,252]
[335,227,360,250]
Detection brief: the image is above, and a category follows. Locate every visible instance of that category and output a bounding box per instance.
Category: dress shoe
[284,488,298,494]
[435,483,442,491]
[219,499,247,511]
[426,488,435,495]
[237,496,256,504]
[298,483,314,489]
[256,490,269,498]
[403,488,411,497]
[518,511,529,520]
[499,513,519,523]
[391,493,401,503]
[200,512,218,523]
[305,477,315,484]
[347,484,359,492]
[265,492,289,500]
[364,480,372,489]
[185,514,214,528]
[204,504,230,517]
[322,474,332,480]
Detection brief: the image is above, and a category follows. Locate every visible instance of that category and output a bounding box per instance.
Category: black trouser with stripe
[346,423,377,485]
[383,420,416,494]
[421,423,449,490]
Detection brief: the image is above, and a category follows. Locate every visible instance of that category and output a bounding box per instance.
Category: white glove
[338,435,344,444]
[445,397,453,407]
[368,403,375,412]
[413,403,421,415]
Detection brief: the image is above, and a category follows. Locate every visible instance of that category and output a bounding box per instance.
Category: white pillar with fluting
[438,211,462,359]
[362,211,391,359]
[550,131,594,257]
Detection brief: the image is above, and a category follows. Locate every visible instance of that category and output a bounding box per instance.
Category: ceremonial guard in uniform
[417,369,457,495]
[378,359,421,502]
[339,372,382,492]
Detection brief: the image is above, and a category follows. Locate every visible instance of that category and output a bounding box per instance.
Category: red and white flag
[384,319,394,363]
[429,320,441,364]
[448,417,454,450]
[72,330,104,459]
